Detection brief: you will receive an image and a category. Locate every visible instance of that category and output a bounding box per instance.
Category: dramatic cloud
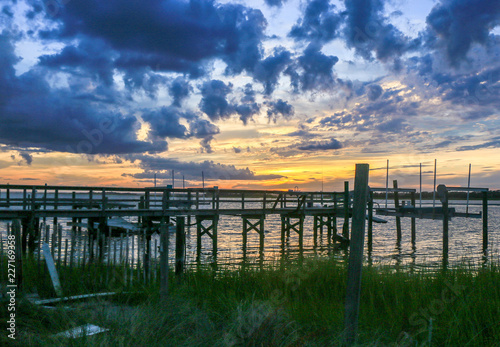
[0,33,162,155]
[289,0,342,44]
[41,0,267,77]
[168,77,192,107]
[125,155,284,181]
[343,0,417,66]
[266,99,294,123]
[253,47,292,95]
[189,118,220,153]
[426,0,500,67]
[456,136,500,151]
[287,43,338,92]
[297,138,342,151]
[199,79,234,121]
[141,107,190,140]
[234,84,261,125]
[19,152,33,165]
[366,84,383,101]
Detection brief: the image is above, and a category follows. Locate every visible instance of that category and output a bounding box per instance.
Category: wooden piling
[482,190,488,252]
[438,185,449,264]
[344,164,369,345]
[410,191,416,244]
[343,181,350,239]
[367,190,373,248]
[393,180,402,243]
[175,216,186,277]
[12,220,23,289]
[160,221,169,298]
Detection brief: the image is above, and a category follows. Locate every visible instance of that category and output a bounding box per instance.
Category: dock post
[410,191,416,244]
[72,191,77,232]
[393,180,401,243]
[280,215,286,246]
[333,194,338,234]
[175,216,186,278]
[259,216,265,251]
[53,189,59,230]
[367,190,373,248]
[343,181,350,239]
[313,216,319,241]
[12,220,23,290]
[242,217,248,258]
[482,190,488,253]
[160,221,169,298]
[344,164,369,345]
[438,185,449,265]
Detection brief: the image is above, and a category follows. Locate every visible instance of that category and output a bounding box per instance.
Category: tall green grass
[2,257,500,346]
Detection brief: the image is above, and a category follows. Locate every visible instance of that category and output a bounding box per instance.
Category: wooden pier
[0,184,354,259]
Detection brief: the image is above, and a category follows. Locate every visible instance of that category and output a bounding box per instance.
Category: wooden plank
[42,243,63,297]
[446,186,489,192]
[344,164,369,345]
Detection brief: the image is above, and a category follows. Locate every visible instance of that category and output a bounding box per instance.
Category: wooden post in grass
[160,221,169,298]
[344,164,369,345]
[42,242,63,297]
[175,216,186,278]
[437,185,449,266]
[342,181,350,239]
[12,220,23,289]
[482,190,488,253]
[367,190,374,248]
[393,180,401,243]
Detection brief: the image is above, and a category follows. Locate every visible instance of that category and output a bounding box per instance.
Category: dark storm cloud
[199,79,234,121]
[366,84,383,101]
[168,77,192,107]
[253,47,292,95]
[39,38,116,86]
[264,0,288,7]
[235,84,261,125]
[189,119,220,139]
[41,0,267,77]
[297,138,342,151]
[426,0,500,67]
[265,99,294,123]
[141,107,190,140]
[125,155,284,181]
[19,152,33,165]
[286,43,338,92]
[289,0,342,44]
[456,137,500,151]
[343,0,418,65]
[0,32,164,155]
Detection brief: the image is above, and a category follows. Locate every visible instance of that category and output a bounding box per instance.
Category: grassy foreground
[2,258,500,346]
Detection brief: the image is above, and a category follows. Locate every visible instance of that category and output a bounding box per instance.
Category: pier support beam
[242,215,265,257]
[196,215,219,262]
[281,214,304,250]
[313,215,334,240]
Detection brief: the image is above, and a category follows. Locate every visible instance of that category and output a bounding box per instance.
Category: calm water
[1,192,499,269]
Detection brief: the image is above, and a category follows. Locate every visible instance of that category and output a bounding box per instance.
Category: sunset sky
[1,0,499,191]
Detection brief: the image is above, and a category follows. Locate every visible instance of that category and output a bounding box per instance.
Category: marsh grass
[1,257,500,346]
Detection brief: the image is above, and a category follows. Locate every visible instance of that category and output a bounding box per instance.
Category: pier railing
[0,184,350,219]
